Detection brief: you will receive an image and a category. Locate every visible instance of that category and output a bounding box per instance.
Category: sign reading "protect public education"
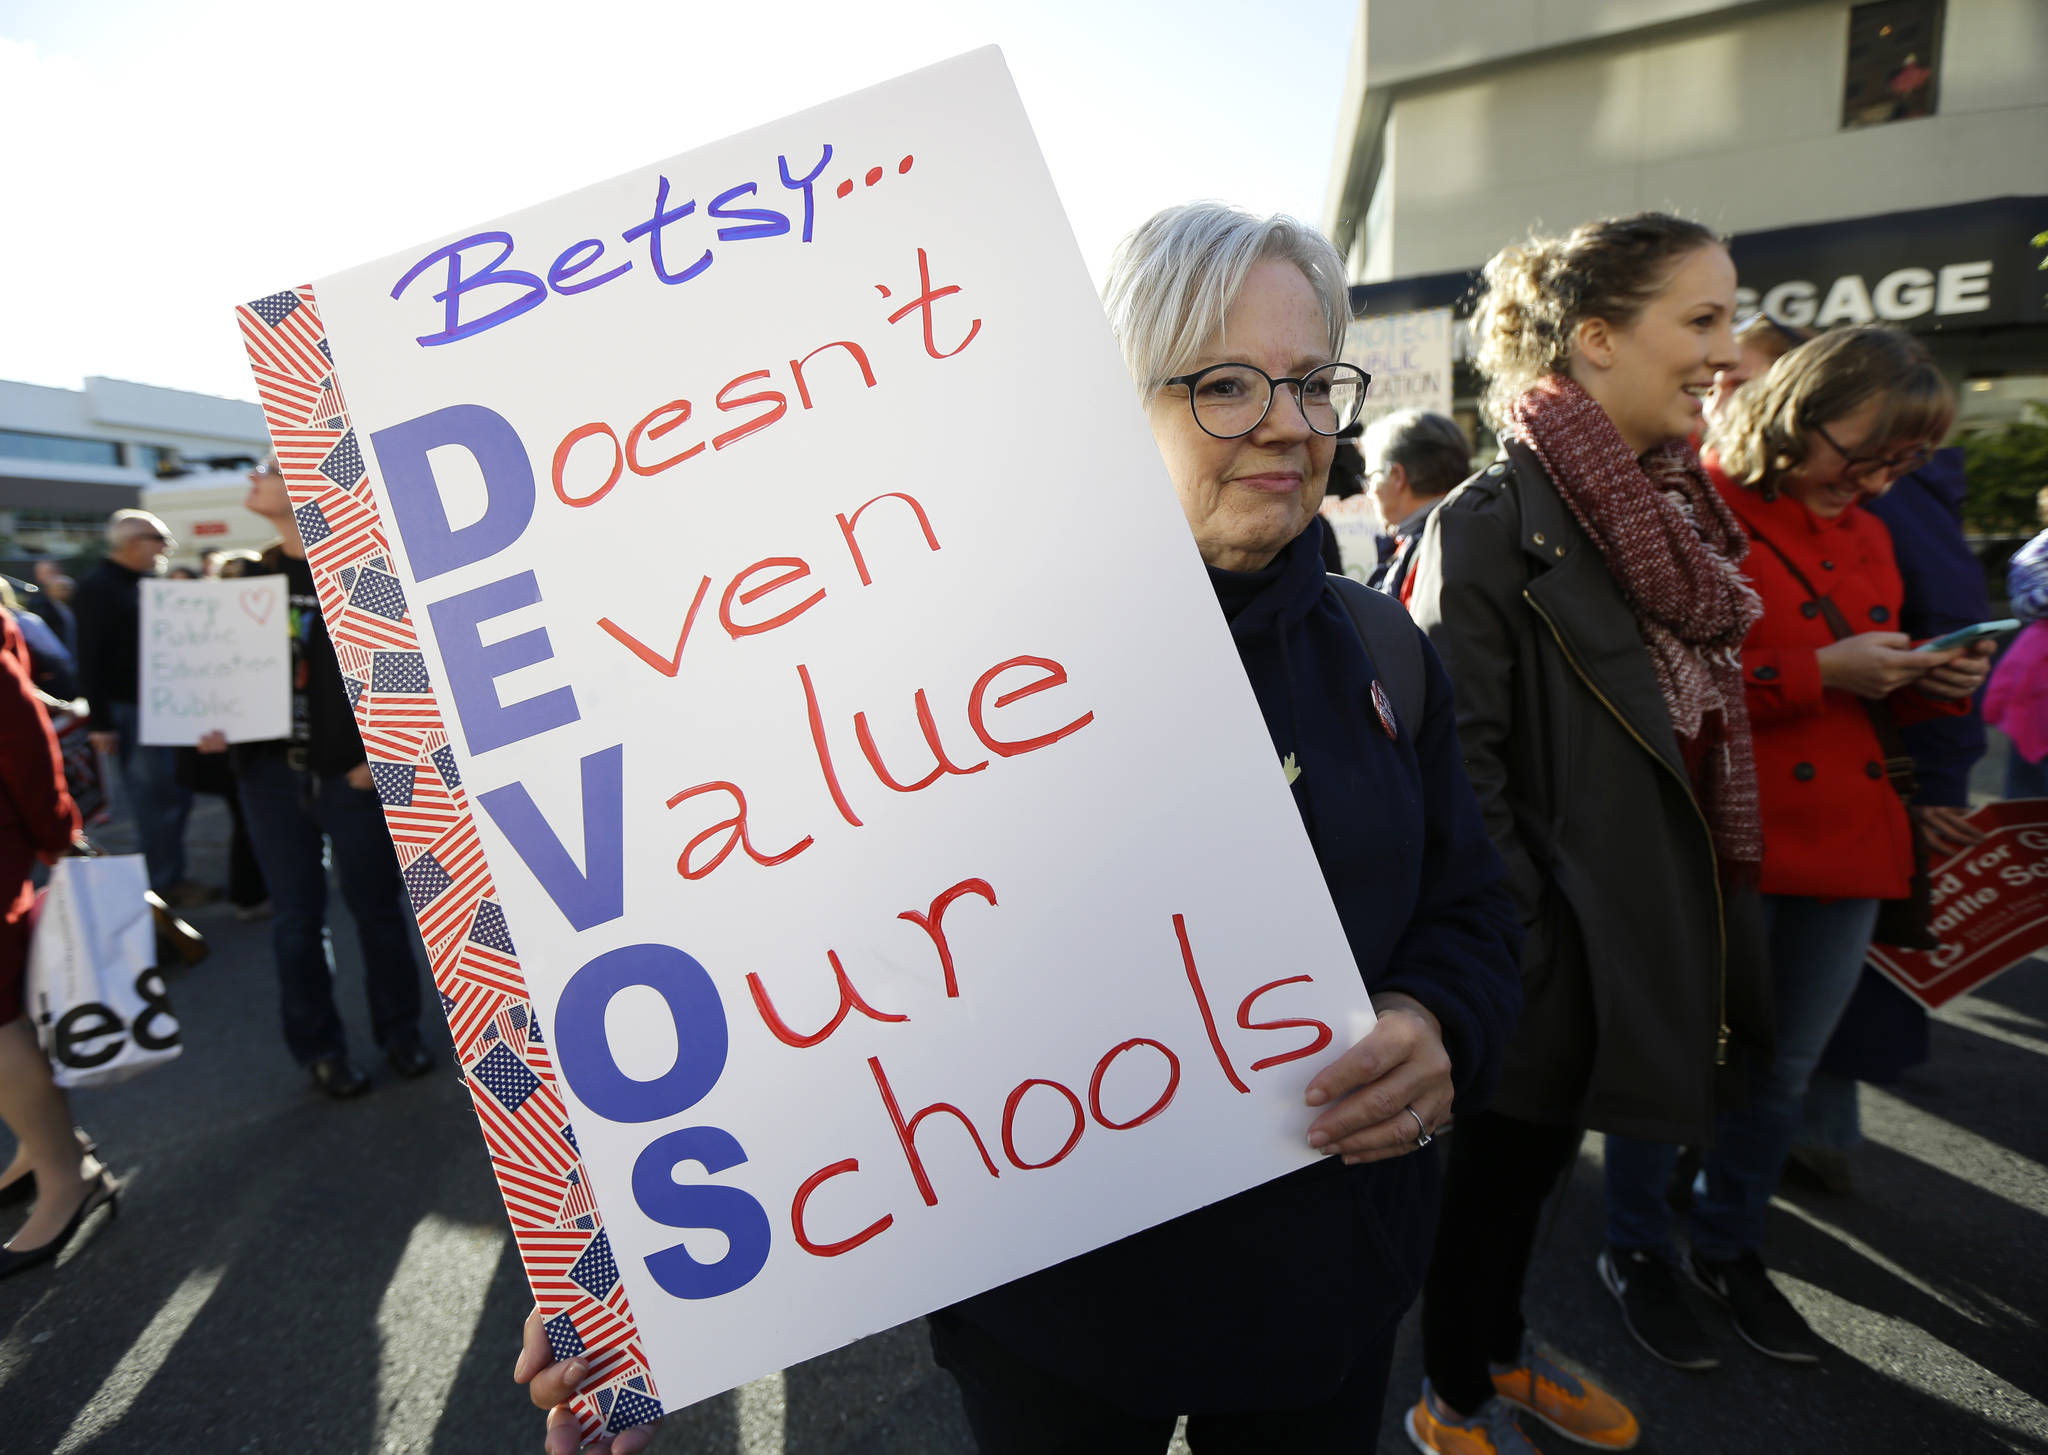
[138,577,289,746]
[239,48,1372,1436]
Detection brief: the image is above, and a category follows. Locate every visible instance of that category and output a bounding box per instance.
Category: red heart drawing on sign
[240,588,273,625]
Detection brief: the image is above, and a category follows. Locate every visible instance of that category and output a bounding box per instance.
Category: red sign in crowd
[1869,799,2048,1009]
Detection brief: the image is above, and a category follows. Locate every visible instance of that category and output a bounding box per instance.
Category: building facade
[1323,0,2048,447]
[0,376,274,575]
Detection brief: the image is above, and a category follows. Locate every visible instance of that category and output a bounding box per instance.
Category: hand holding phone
[1913,619,2020,654]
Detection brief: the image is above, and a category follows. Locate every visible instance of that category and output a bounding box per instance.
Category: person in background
[174,549,269,919]
[0,608,116,1279]
[1702,314,1812,432]
[200,459,434,1098]
[1603,325,1987,1365]
[519,201,1524,1455]
[1988,498,2048,798]
[1,577,79,702]
[164,565,199,581]
[74,510,207,906]
[1364,409,1470,604]
[27,560,78,659]
[1793,433,1993,1195]
[1407,212,1770,1454]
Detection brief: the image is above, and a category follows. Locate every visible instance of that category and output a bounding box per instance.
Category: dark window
[10,510,108,536]
[0,428,123,467]
[1843,0,1944,129]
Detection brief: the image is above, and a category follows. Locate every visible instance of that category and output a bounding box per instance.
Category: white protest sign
[1319,494,1382,583]
[138,577,289,745]
[1347,307,1454,428]
[245,47,1372,1430]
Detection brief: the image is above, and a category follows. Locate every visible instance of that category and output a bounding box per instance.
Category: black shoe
[385,1040,436,1080]
[1784,1145,1855,1197]
[309,1054,372,1099]
[1599,1246,1720,1370]
[0,1169,119,1280]
[1686,1250,1824,1363]
[0,1127,102,1209]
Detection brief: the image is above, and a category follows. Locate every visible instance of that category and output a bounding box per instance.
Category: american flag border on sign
[235,286,657,1445]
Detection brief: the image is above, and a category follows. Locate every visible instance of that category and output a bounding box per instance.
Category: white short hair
[1103,203,1351,395]
[106,508,173,550]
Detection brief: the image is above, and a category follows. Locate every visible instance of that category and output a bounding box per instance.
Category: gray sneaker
[1405,1381,1540,1455]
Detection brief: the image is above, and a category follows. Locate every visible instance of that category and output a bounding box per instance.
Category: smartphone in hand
[1913,619,2021,654]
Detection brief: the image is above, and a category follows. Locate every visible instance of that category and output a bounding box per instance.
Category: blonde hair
[1710,325,1955,494]
[1104,202,1350,394]
[1472,212,1723,426]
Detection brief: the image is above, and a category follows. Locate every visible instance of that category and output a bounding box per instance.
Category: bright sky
[0,0,1356,404]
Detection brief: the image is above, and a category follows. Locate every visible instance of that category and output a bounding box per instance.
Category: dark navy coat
[941,522,1523,1415]
[1824,450,1990,1082]
[1861,448,1991,808]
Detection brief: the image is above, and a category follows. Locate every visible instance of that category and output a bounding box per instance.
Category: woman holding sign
[514,203,1525,1452]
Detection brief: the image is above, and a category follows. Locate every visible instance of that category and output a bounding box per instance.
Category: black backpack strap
[1325,572,1426,739]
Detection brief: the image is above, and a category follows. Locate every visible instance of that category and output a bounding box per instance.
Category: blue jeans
[1605,893,1880,1262]
[235,751,426,1065]
[2005,742,2048,799]
[1801,1070,1861,1151]
[110,700,192,891]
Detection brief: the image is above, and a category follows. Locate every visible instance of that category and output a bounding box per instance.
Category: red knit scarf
[1509,375,1763,870]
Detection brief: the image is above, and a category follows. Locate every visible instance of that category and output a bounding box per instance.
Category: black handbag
[1745,527,1939,950]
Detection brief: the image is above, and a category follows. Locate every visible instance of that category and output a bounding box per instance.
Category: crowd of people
[0,469,440,1275]
[0,196,2035,1455]
[513,202,2028,1455]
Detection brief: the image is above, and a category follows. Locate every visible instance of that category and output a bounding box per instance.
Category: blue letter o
[554,943,728,1123]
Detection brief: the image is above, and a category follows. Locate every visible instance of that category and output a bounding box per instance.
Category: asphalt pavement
[3,763,2045,1455]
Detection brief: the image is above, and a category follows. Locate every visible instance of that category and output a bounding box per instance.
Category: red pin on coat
[1371,680,1399,740]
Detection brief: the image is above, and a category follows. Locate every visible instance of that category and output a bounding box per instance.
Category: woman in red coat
[0,607,115,1278]
[1602,327,1987,1366]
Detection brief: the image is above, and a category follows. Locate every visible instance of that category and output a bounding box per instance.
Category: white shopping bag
[27,856,182,1089]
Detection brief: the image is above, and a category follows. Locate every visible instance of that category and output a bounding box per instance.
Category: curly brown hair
[1472,212,1724,426]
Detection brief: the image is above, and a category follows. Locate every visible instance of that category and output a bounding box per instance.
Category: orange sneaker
[1488,1343,1641,1450]
[1404,1381,1540,1454]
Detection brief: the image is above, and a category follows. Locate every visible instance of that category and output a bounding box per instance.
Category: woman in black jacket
[516,202,1523,1455]
[1405,214,1772,1454]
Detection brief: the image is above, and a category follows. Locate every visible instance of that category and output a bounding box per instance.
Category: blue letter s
[632,1126,771,1299]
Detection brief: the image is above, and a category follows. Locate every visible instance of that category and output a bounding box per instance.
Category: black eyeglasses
[1811,420,1934,481]
[1162,362,1370,440]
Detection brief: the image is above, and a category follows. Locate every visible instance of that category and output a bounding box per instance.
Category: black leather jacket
[1408,447,1770,1143]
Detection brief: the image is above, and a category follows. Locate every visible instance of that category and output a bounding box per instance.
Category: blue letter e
[371,403,534,582]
